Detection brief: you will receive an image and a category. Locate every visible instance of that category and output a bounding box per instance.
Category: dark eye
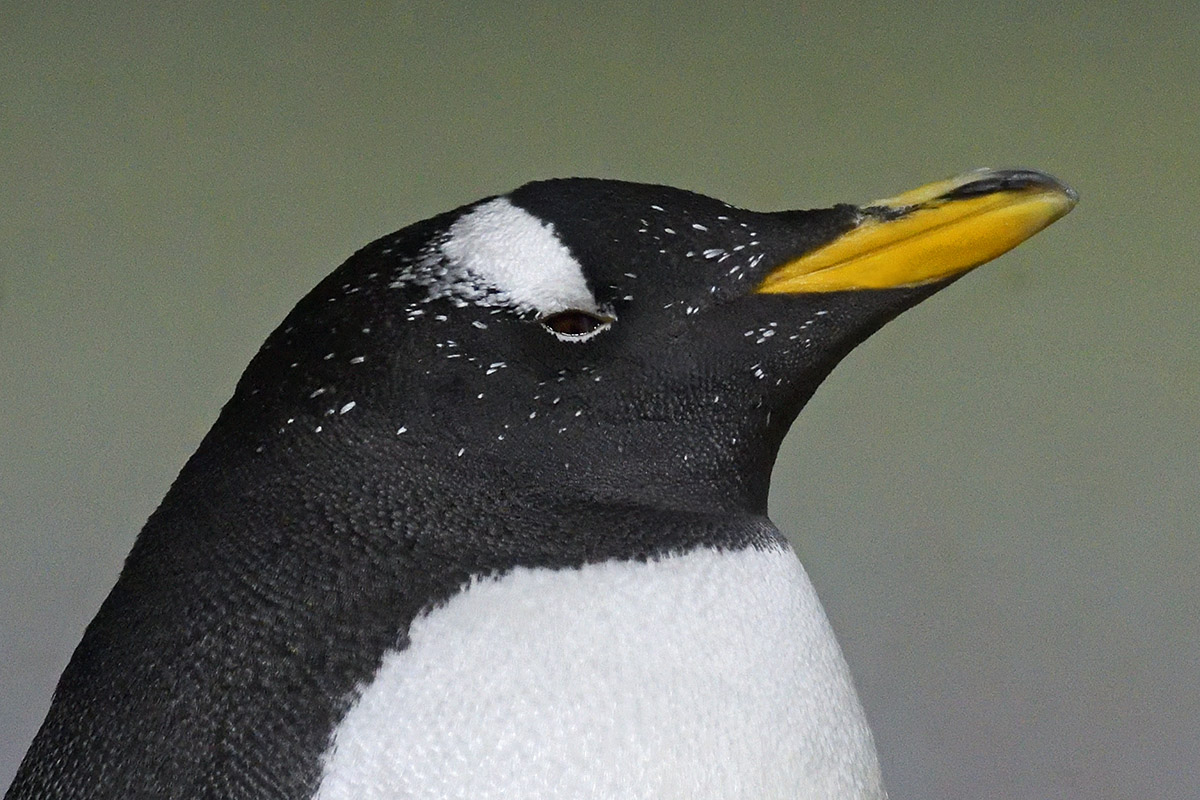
[539,310,613,341]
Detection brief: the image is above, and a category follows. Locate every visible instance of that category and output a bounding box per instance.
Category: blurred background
[2,2,1196,798]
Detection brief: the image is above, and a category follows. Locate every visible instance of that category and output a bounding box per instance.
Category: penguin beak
[755,168,1077,294]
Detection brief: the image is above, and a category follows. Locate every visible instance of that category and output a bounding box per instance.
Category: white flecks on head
[438,198,600,316]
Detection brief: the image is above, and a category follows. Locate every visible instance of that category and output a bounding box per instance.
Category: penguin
[5,169,1075,800]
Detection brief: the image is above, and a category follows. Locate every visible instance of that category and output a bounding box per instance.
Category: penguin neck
[167,359,816,575]
[398,413,787,522]
[155,410,779,583]
[372,378,812,522]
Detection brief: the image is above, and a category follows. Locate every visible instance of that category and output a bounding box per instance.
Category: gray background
[2,3,1196,798]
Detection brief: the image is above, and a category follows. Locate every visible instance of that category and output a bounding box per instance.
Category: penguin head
[220,171,1075,515]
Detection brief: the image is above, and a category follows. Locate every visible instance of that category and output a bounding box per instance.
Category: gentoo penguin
[5,169,1075,800]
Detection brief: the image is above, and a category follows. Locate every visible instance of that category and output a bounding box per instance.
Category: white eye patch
[440,198,600,316]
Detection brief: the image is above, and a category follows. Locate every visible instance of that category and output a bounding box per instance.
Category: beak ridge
[756,168,1077,294]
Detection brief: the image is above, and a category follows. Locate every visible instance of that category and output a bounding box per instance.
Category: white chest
[314,543,884,800]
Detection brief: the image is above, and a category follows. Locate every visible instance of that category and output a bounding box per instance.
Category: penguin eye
[539,310,613,342]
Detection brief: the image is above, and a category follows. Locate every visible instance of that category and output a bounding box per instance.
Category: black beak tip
[941,168,1078,204]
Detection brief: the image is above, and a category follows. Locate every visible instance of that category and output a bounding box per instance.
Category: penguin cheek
[656,312,699,347]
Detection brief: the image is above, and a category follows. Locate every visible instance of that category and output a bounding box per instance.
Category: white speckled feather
[314,542,884,800]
